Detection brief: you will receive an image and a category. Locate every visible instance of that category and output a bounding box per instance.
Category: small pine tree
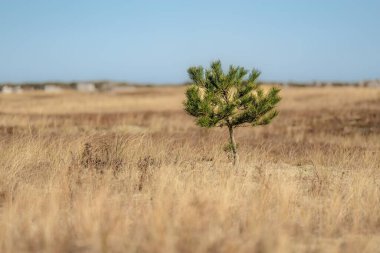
[184,60,281,165]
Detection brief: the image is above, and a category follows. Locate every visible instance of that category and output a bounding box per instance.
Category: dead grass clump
[137,155,161,191]
[77,136,126,174]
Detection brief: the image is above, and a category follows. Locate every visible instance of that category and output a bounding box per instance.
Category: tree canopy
[184,60,281,129]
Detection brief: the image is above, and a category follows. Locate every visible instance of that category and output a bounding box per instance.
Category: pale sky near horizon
[1,0,379,83]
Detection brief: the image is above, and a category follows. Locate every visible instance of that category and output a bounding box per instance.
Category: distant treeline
[0,81,132,93]
[1,80,380,92]
[262,80,380,87]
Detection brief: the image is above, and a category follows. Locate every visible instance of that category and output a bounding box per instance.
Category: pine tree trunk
[228,125,238,166]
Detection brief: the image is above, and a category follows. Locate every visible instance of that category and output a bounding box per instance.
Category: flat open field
[0,86,380,253]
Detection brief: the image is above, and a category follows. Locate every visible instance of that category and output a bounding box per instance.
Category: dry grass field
[0,86,379,253]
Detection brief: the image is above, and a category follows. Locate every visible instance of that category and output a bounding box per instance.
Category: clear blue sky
[1,0,379,83]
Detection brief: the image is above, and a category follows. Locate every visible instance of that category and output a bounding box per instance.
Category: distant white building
[1,85,22,94]
[76,82,96,92]
[44,85,63,93]
[366,80,380,87]
[281,82,289,88]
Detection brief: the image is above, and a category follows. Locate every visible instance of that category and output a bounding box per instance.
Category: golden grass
[0,86,379,253]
